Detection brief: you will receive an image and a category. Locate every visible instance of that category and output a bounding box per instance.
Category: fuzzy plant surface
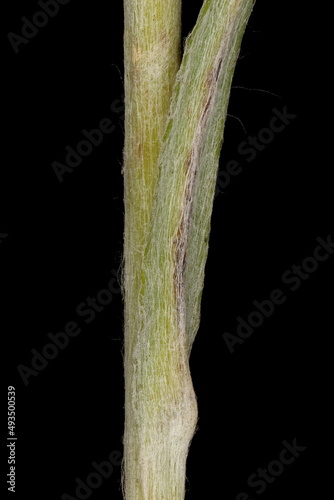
[122,1,255,498]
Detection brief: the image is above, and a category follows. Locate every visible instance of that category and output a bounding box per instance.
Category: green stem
[122,1,255,498]
[122,0,182,498]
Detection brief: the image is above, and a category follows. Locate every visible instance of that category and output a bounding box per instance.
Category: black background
[2,1,332,499]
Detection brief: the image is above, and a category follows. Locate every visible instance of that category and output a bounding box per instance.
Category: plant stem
[122,1,182,498]
[122,1,254,498]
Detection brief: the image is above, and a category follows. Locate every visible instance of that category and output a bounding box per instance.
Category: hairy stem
[122,1,182,498]
[122,1,254,498]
